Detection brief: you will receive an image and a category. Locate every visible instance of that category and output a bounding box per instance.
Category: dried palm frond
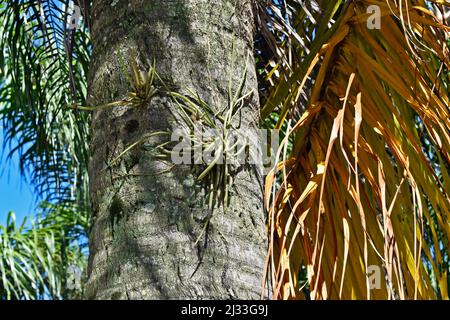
[0,0,91,206]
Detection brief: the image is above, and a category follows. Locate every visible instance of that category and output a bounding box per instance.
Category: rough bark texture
[85,0,267,299]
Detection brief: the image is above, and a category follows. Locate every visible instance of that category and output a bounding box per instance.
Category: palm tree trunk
[85,0,267,299]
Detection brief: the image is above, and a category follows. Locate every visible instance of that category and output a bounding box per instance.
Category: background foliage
[0,0,91,299]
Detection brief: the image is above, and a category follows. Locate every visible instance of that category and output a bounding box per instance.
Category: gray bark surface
[85,0,267,299]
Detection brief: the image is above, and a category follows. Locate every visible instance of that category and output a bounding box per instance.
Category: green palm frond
[0,0,91,206]
[0,204,88,300]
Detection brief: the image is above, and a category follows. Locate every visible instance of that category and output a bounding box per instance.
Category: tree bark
[85,0,267,299]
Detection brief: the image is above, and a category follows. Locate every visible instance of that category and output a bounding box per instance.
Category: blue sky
[0,142,36,226]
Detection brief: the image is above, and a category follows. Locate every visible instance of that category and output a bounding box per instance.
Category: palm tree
[0,0,449,300]
[84,0,266,299]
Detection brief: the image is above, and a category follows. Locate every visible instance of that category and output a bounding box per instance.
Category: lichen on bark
[85,0,267,299]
